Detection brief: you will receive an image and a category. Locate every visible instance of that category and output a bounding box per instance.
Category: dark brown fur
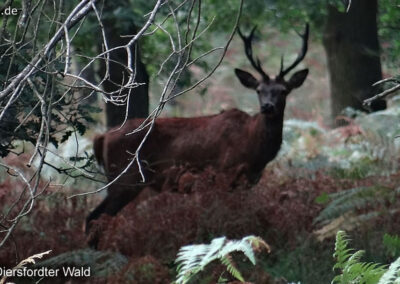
[87,109,285,224]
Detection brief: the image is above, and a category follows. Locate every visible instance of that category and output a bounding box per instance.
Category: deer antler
[237,26,269,81]
[278,23,309,79]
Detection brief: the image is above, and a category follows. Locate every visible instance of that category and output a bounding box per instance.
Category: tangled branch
[0,0,244,257]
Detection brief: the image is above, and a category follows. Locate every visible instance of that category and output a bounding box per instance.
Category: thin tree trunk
[99,4,149,129]
[323,0,386,125]
[102,38,149,128]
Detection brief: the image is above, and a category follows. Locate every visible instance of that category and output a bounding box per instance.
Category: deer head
[235,24,309,118]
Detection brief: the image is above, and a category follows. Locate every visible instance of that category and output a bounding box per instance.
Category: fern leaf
[360,262,387,284]
[315,186,393,224]
[175,236,226,283]
[346,250,365,267]
[220,255,244,282]
[333,231,352,271]
[332,231,387,284]
[200,237,226,267]
[218,237,256,265]
[175,235,268,284]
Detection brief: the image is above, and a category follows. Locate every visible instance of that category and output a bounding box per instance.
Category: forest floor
[1,108,400,283]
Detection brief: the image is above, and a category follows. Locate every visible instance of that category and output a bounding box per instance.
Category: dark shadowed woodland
[2,0,400,283]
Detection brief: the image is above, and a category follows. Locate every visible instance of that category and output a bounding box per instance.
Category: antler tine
[237,26,269,80]
[278,23,309,79]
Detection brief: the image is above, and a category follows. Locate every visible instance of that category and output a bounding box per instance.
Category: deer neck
[260,111,284,137]
[249,111,284,174]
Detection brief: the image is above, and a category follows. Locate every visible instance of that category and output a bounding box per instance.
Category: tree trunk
[323,0,386,125]
[99,4,149,129]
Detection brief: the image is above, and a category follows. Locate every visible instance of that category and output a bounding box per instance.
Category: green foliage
[332,231,387,284]
[174,235,269,284]
[234,0,349,34]
[383,234,400,259]
[232,0,400,67]
[332,231,400,284]
[379,0,400,67]
[315,192,331,205]
[330,161,373,180]
[264,236,335,284]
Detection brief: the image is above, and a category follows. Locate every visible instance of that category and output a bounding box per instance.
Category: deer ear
[235,68,258,89]
[288,69,309,89]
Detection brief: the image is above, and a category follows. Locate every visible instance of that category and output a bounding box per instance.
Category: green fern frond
[175,235,268,284]
[337,262,385,284]
[346,250,366,267]
[220,255,244,282]
[360,262,387,283]
[315,186,394,224]
[333,231,352,271]
[333,231,387,284]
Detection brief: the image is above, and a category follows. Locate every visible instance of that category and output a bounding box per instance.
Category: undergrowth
[263,235,335,284]
[332,230,400,284]
[279,103,400,179]
[2,100,400,283]
[171,231,400,284]
[314,185,398,225]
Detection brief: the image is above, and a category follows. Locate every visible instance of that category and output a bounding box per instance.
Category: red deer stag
[87,24,309,226]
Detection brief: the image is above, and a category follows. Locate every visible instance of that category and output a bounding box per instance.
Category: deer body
[87,24,309,226]
[96,108,283,181]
